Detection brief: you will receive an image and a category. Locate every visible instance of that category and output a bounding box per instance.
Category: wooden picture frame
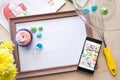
[9,10,92,79]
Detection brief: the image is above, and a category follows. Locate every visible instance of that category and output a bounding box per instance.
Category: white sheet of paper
[0,0,65,32]
[16,16,87,72]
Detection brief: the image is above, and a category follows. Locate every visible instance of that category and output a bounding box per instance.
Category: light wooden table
[0,0,120,80]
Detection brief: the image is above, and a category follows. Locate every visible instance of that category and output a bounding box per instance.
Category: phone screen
[78,37,102,73]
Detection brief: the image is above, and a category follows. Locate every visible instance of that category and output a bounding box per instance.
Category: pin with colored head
[100,7,108,15]
[91,4,98,12]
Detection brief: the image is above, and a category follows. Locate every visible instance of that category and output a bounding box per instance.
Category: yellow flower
[0,64,6,75]
[3,64,17,80]
[0,41,14,52]
[0,49,14,75]
[0,48,14,63]
[0,41,17,80]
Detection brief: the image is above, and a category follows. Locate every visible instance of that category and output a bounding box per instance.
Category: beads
[91,4,98,12]
[36,43,43,49]
[83,7,89,14]
[100,7,108,15]
[31,26,43,33]
[38,26,43,31]
[36,33,42,38]
[83,4,98,14]
[30,25,44,50]
[30,27,37,33]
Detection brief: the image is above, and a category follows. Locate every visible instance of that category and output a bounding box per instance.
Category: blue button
[83,7,89,14]
[36,43,43,49]
[37,33,42,38]
[91,4,98,12]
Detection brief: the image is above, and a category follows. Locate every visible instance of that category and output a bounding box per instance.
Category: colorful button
[38,26,43,31]
[37,33,42,38]
[36,43,43,49]
[83,7,89,14]
[91,4,98,12]
[100,7,108,15]
[30,27,37,33]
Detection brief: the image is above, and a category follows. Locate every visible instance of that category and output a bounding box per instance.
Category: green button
[38,26,43,31]
[100,7,108,15]
[31,27,37,33]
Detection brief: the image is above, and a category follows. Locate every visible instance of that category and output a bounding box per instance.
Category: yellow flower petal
[0,41,14,52]
[0,41,17,80]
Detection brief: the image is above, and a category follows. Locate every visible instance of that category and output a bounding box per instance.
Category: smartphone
[78,37,102,74]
